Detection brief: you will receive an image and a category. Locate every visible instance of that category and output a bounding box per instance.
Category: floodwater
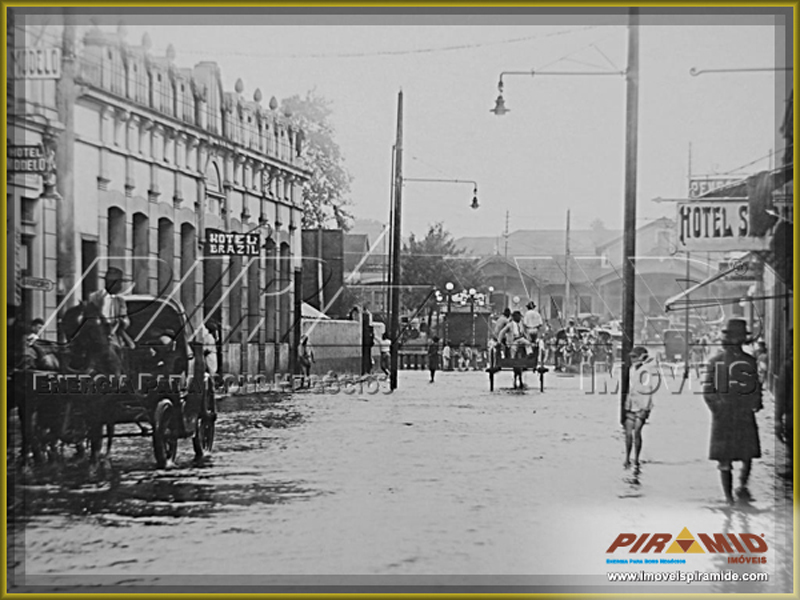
[7,367,794,593]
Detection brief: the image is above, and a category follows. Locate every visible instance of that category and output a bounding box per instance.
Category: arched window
[132,212,149,294]
[107,207,126,273]
[109,48,124,96]
[157,218,174,296]
[180,223,196,312]
[279,242,291,341]
[264,239,277,343]
[247,252,261,344]
[177,78,194,124]
[203,246,223,334]
[135,60,147,105]
[228,254,242,343]
[205,161,223,216]
[206,77,220,135]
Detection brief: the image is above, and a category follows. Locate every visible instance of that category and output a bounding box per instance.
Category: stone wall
[302,318,361,375]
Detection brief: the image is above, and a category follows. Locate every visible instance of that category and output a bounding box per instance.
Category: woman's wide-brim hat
[722,318,750,337]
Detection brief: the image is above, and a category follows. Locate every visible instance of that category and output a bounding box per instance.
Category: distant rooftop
[456,228,620,258]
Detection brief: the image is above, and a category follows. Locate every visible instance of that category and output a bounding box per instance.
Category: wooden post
[389,90,404,390]
[620,9,640,426]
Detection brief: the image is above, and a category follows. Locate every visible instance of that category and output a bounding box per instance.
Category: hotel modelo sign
[7,143,52,173]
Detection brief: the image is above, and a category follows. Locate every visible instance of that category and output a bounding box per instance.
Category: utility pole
[56,12,77,313]
[503,210,509,310]
[683,251,691,381]
[564,208,570,321]
[388,90,404,391]
[620,8,640,427]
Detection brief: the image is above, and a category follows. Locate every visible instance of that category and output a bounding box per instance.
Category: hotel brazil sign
[205,230,261,256]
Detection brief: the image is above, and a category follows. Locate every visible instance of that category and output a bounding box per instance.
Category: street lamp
[491,68,626,115]
[468,287,477,347]
[403,177,480,210]
[445,281,454,346]
[387,89,482,390]
[491,10,639,428]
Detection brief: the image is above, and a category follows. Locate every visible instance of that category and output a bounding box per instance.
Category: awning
[664,252,789,312]
[301,302,330,320]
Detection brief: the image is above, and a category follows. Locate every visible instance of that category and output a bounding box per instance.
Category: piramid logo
[665,527,704,554]
[607,528,768,555]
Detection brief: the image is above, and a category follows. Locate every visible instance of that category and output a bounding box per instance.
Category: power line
[146,25,599,60]
[713,145,793,175]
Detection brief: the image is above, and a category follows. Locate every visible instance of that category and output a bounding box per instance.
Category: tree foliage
[400,222,483,313]
[590,218,607,232]
[282,90,354,230]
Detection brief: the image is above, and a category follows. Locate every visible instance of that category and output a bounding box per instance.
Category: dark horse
[18,302,122,465]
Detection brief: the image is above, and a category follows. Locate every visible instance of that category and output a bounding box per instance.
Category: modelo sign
[13,46,61,80]
[8,144,49,173]
[205,230,260,256]
[676,200,769,252]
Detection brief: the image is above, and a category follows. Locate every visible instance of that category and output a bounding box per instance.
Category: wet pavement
[7,366,794,593]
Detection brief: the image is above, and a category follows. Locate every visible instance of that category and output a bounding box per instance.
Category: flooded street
[8,369,794,593]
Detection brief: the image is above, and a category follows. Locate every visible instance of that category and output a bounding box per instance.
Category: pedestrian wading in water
[623,346,656,473]
[428,336,440,383]
[702,318,762,505]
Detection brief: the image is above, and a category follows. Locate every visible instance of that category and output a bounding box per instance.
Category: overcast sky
[42,10,791,239]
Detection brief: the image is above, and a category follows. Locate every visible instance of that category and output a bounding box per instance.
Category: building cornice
[77,87,312,181]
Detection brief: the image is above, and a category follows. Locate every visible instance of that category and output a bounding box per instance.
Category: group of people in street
[625,316,792,504]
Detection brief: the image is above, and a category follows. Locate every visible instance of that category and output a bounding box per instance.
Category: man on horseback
[87,267,134,374]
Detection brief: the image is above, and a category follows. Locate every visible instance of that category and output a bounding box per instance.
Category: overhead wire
[146,25,601,60]
[713,145,793,175]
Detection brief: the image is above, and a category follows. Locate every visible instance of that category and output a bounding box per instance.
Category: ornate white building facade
[9,24,311,378]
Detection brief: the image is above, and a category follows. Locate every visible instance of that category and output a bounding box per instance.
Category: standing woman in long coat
[702,319,762,505]
[427,336,440,383]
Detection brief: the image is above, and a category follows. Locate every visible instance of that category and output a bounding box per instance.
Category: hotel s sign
[676,201,770,252]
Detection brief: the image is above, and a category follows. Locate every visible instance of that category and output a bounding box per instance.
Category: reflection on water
[705,505,770,593]
[9,392,316,524]
[7,373,793,591]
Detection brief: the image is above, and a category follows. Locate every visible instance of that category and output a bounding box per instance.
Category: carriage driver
[498,310,532,358]
[88,267,136,367]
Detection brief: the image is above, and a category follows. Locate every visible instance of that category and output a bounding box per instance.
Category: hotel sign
[205,231,261,256]
[676,200,769,252]
[12,46,61,80]
[689,176,744,198]
[21,276,55,291]
[8,144,51,173]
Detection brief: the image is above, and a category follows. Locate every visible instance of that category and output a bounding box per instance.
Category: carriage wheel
[192,384,216,459]
[153,399,178,469]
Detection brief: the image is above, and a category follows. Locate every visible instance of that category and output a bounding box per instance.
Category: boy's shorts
[625,409,649,424]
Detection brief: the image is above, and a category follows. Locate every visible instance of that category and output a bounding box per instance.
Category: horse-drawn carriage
[551,326,589,372]
[592,329,616,372]
[486,341,548,391]
[12,295,216,469]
